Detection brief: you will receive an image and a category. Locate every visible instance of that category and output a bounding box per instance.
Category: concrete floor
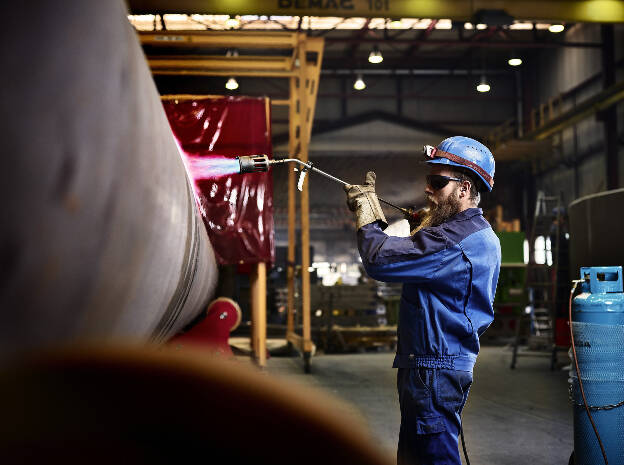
[263,346,573,465]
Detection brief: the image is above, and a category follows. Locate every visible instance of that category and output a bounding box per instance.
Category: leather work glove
[344,171,388,230]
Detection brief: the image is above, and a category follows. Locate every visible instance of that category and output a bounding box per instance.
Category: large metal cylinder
[571,266,624,465]
[0,1,217,358]
[569,188,624,280]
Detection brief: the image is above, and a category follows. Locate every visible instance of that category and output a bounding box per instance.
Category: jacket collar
[448,207,483,223]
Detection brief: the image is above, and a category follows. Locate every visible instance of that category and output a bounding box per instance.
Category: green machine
[490,232,526,340]
[495,232,526,308]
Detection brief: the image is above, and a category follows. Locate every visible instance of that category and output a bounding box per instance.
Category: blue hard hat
[424,136,495,192]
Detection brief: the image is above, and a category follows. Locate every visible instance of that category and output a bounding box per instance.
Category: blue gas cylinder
[571,266,624,465]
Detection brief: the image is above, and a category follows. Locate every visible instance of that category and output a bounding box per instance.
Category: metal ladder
[510,191,562,369]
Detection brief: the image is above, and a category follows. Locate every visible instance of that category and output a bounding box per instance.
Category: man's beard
[421,188,462,228]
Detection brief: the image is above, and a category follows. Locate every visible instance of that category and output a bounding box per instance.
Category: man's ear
[460,180,470,196]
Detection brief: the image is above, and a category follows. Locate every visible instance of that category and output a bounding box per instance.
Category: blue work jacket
[358,208,501,373]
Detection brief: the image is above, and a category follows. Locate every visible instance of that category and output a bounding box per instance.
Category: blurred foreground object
[0,345,393,465]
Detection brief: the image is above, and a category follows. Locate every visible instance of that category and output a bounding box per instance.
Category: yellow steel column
[286,59,299,346]
[303,38,324,141]
[297,37,313,372]
[251,262,267,367]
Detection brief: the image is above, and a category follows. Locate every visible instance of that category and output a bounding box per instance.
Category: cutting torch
[237,154,421,221]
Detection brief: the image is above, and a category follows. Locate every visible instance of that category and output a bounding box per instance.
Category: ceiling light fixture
[548,24,565,33]
[389,18,403,28]
[508,51,522,66]
[353,74,366,91]
[476,75,490,93]
[225,77,239,90]
[368,45,383,64]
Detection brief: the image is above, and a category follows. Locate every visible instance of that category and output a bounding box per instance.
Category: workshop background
[1,1,623,465]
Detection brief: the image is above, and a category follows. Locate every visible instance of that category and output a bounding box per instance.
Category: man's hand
[344,171,387,230]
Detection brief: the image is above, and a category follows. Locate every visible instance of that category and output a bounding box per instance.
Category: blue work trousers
[397,368,473,465]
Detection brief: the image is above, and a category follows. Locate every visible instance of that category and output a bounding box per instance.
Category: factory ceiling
[132,14,602,73]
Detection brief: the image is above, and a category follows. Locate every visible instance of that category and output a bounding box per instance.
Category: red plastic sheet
[163,96,274,265]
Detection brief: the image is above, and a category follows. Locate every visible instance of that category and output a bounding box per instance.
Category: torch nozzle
[237,155,321,177]
[237,155,270,174]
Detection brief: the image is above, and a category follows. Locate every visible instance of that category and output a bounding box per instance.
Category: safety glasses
[426,174,462,190]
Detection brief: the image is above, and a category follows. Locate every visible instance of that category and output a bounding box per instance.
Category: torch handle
[270,158,348,186]
[378,198,416,218]
[309,165,349,187]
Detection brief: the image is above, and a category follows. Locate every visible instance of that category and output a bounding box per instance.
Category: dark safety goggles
[426,174,462,190]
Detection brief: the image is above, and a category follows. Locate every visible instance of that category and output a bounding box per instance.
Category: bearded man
[344,136,501,465]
